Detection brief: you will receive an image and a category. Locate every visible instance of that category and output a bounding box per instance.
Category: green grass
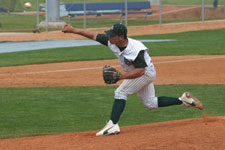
[141,28,225,56]
[0,13,44,30]
[0,45,116,67]
[0,84,224,138]
[0,15,224,139]
[0,28,225,67]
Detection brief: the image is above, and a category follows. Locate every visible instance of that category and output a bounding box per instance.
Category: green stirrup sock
[158,96,182,107]
[110,99,126,124]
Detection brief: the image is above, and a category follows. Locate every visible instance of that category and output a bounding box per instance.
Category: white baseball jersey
[108,38,152,72]
[108,38,158,110]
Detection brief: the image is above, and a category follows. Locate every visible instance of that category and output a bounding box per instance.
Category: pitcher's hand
[62,24,76,33]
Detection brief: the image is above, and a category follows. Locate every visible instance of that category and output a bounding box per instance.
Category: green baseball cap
[105,23,127,36]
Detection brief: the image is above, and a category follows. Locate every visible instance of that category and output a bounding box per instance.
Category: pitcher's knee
[143,97,158,110]
[115,90,128,100]
[144,104,158,110]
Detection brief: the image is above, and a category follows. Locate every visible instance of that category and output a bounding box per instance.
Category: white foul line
[154,55,225,64]
[0,55,225,77]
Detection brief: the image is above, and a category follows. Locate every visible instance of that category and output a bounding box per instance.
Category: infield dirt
[0,9,225,150]
[0,116,225,150]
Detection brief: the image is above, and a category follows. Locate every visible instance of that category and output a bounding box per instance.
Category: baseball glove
[103,66,121,84]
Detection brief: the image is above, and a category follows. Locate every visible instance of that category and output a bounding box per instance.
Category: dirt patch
[1,20,225,42]
[0,116,225,150]
[0,55,225,87]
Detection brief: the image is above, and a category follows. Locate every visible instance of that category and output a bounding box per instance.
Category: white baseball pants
[115,64,158,110]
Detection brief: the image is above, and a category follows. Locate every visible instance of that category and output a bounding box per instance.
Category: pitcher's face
[109,35,125,45]
[108,35,120,44]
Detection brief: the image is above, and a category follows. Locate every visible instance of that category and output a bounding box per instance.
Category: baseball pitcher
[62,23,203,136]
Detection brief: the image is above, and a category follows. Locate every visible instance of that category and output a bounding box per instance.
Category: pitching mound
[0,116,225,150]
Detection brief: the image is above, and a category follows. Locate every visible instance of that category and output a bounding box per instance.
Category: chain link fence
[0,0,42,32]
[0,0,224,32]
[154,0,225,24]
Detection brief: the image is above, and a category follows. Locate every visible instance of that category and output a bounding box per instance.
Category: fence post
[36,0,40,31]
[45,0,48,32]
[202,0,205,21]
[159,0,162,24]
[125,0,128,27]
[83,0,86,29]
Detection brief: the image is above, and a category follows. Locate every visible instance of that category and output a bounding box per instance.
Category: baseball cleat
[180,92,204,110]
[96,120,120,136]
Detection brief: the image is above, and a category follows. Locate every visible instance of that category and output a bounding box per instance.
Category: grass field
[0,28,225,67]
[1,1,225,138]
[0,85,224,139]
[0,26,225,139]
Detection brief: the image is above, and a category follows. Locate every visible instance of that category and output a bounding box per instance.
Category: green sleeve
[133,50,147,68]
[96,34,108,46]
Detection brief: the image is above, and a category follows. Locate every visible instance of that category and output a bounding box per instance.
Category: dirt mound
[0,116,224,150]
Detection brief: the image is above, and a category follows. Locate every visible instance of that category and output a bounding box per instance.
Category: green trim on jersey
[96,34,108,46]
[133,50,147,68]
[96,34,147,68]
